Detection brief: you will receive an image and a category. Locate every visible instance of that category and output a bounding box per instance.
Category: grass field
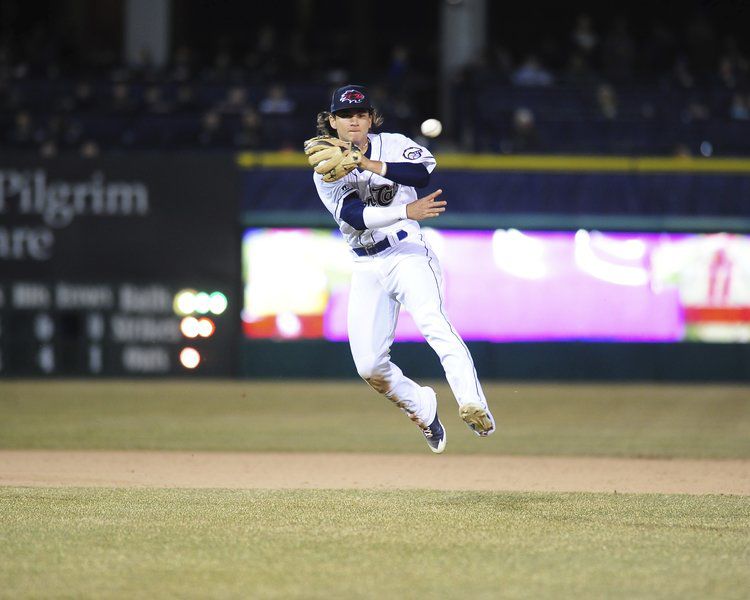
[2,488,748,599]
[1,380,749,599]
[1,380,749,457]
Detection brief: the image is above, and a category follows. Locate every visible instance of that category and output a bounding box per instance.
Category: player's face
[330,109,372,146]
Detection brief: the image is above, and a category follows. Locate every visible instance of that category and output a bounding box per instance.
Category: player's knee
[355,360,389,393]
[357,370,388,393]
[355,356,377,380]
[364,375,389,394]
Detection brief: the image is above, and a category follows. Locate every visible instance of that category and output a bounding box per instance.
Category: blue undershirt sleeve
[339,193,366,230]
[384,162,430,188]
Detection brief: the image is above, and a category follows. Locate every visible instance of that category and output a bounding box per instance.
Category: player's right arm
[338,188,446,226]
[315,174,445,228]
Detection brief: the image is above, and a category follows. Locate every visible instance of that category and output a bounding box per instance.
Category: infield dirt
[1,450,748,495]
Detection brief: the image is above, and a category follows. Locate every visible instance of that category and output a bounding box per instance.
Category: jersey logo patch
[403,147,423,160]
[367,183,399,207]
[340,89,365,104]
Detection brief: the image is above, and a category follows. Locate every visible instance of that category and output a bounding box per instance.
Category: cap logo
[340,89,365,104]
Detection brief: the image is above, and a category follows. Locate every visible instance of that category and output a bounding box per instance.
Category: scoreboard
[0,155,240,377]
[0,281,232,376]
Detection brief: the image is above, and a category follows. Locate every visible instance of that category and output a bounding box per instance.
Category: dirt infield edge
[1,450,749,495]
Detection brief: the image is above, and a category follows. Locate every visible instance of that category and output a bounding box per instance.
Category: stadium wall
[240,153,750,382]
[2,151,749,380]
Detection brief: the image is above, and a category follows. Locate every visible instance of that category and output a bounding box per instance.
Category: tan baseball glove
[303,135,362,182]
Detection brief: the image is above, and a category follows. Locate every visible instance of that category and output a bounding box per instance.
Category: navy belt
[353,230,407,256]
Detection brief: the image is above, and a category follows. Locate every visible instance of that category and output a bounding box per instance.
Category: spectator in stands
[233,107,261,149]
[110,83,138,114]
[170,45,194,82]
[681,99,710,123]
[730,93,750,120]
[5,110,37,148]
[204,45,233,82]
[43,114,65,145]
[642,23,678,76]
[388,45,410,88]
[57,81,95,113]
[684,12,718,78]
[258,84,295,115]
[721,35,747,67]
[640,101,656,120]
[74,82,96,109]
[595,84,618,119]
[62,119,84,148]
[563,53,598,86]
[370,87,416,135]
[570,14,598,59]
[0,81,22,112]
[511,55,554,86]
[175,84,198,112]
[490,45,514,81]
[324,64,350,85]
[669,56,696,89]
[256,25,278,62]
[197,110,228,147]
[601,16,635,83]
[216,85,248,115]
[716,55,742,91]
[257,84,297,150]
[458,45,513,86]
[144,85,173,114]
[284,31,312,79]
[673,143,692,158]
[369,84,393,115]
[143,85,172,115]
[505,107,540,153]
[243,24,280,80]
[39,140,58,158]
[1,6,748,156]
[128,47,157,80]
[79,139,100,159]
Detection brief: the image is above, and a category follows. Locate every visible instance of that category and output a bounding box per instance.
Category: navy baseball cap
[330,85,372,113]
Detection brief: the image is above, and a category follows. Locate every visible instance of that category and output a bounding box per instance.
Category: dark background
[3,0,750,154]
[1,1,749,380]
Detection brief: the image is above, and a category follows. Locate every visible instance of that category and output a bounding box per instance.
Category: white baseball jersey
[310,129,493,444]
[313,132,436,254]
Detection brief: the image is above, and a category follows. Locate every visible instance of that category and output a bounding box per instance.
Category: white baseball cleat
[459,403,496,437]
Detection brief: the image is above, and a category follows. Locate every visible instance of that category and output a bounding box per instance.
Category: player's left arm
[358,136,436,189]
[359,158,430,187]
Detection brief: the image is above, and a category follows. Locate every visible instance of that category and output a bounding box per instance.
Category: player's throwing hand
[406,189,446,221]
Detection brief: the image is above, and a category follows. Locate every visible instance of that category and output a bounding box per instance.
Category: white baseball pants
[347,239,487,424]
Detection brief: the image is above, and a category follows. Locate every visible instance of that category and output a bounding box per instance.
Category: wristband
[379,162,388,177]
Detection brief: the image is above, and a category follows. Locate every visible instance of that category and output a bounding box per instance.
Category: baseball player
[304,84,495,453]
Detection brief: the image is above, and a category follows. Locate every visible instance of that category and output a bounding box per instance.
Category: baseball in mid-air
[420,118,443,138]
